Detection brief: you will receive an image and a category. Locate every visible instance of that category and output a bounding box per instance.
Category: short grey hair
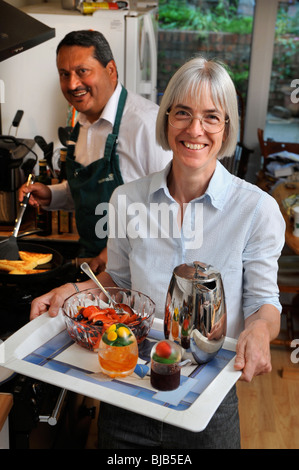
[156,56,239,158]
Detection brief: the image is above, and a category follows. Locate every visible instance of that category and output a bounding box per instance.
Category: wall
[157,29,252,97]
[157,29,298,112]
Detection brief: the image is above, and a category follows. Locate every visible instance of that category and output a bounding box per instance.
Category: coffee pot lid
[173,261,220,282]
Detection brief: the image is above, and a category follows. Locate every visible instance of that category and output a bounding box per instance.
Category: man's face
[57,45,117,123]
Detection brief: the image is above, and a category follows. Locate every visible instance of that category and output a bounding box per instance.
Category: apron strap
[113,86,128,135]
[66,121,81,161]
[104,86,128,161]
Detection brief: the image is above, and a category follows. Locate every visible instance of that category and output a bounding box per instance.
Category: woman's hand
[29,273,115,321]
[234,305,280,382]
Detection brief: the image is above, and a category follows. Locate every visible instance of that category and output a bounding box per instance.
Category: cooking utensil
[34,135,47,152]
[45,141,55,177]
[0,174,34,260]
[165,261,227,364]
[34,136,56,178]
[58,126,72,147]
[0,229,43,244]
[80,262,135,315]
[0,241,64,283]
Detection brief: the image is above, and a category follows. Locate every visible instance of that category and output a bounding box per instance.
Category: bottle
[58,148,73,234]
[59,148,67,181]
[80,2,128,14]
[36,159,52,235]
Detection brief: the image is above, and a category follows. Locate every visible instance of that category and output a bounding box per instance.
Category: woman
[30,57,285,448]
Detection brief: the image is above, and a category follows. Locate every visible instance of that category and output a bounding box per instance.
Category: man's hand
[19,182,52,207]
[88,247,107,274]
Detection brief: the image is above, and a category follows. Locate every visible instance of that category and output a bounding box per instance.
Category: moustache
[68,86,90,94]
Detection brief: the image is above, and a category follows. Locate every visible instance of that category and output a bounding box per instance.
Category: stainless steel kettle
[164,261,227,364]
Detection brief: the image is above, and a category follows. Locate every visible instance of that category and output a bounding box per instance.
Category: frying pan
[0,241,64,284]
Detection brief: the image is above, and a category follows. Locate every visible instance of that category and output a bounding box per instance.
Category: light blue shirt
[106,160,285,339]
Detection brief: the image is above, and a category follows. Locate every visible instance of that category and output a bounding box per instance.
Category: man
[20,30,171,272]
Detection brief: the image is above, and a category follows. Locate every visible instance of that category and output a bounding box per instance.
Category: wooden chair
[257,128,299,171]
[234,142,254,179]
[221,142,253,179]
[271,255,299,347]
[257,130,299,345]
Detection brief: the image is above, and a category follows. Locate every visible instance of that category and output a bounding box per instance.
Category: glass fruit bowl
[62,287,156,351]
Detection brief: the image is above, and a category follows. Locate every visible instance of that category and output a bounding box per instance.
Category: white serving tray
[0,312,241,432]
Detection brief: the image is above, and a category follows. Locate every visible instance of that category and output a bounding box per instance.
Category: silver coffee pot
[164,261,227,364]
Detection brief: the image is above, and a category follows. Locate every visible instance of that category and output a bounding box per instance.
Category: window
[157,0,255,142]
[265,0,299,143]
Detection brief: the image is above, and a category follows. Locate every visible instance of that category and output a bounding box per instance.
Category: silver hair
[156,56,239,158]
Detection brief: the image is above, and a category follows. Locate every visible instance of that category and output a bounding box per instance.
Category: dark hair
[56,30,115,67]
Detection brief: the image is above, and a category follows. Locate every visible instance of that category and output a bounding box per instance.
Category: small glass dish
[150,340,182,391]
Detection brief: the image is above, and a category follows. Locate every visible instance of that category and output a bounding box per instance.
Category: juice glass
[98,323,138,378]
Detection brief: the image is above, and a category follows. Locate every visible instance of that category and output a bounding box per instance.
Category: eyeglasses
[166,108,229,133]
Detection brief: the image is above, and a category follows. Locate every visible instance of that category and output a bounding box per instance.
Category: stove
[0,263,79,340]
[0,238,81,338]
[0,239,96,449]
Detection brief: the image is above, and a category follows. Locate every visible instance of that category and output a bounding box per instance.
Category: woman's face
[167,87,226,176]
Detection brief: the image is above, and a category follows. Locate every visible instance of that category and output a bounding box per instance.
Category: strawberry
[81,305,100,319]
[155,341,172,358]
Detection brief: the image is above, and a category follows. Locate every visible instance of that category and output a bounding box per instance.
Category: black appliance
[0,0,55,62]
[0,135,36,224]
[0,239,96,449]
[0,0,55,223]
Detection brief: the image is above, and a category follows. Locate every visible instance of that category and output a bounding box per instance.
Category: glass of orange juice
[98,323,138,378]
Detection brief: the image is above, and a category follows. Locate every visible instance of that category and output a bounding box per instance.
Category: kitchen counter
[0,210,79,243]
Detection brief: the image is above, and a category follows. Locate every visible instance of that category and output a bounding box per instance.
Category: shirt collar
[149,159,233,210]
[205,160,233,210]
[76,82,122,128]
[149,160,173,201]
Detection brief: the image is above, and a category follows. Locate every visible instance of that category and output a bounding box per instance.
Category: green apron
[66,86,127,257]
